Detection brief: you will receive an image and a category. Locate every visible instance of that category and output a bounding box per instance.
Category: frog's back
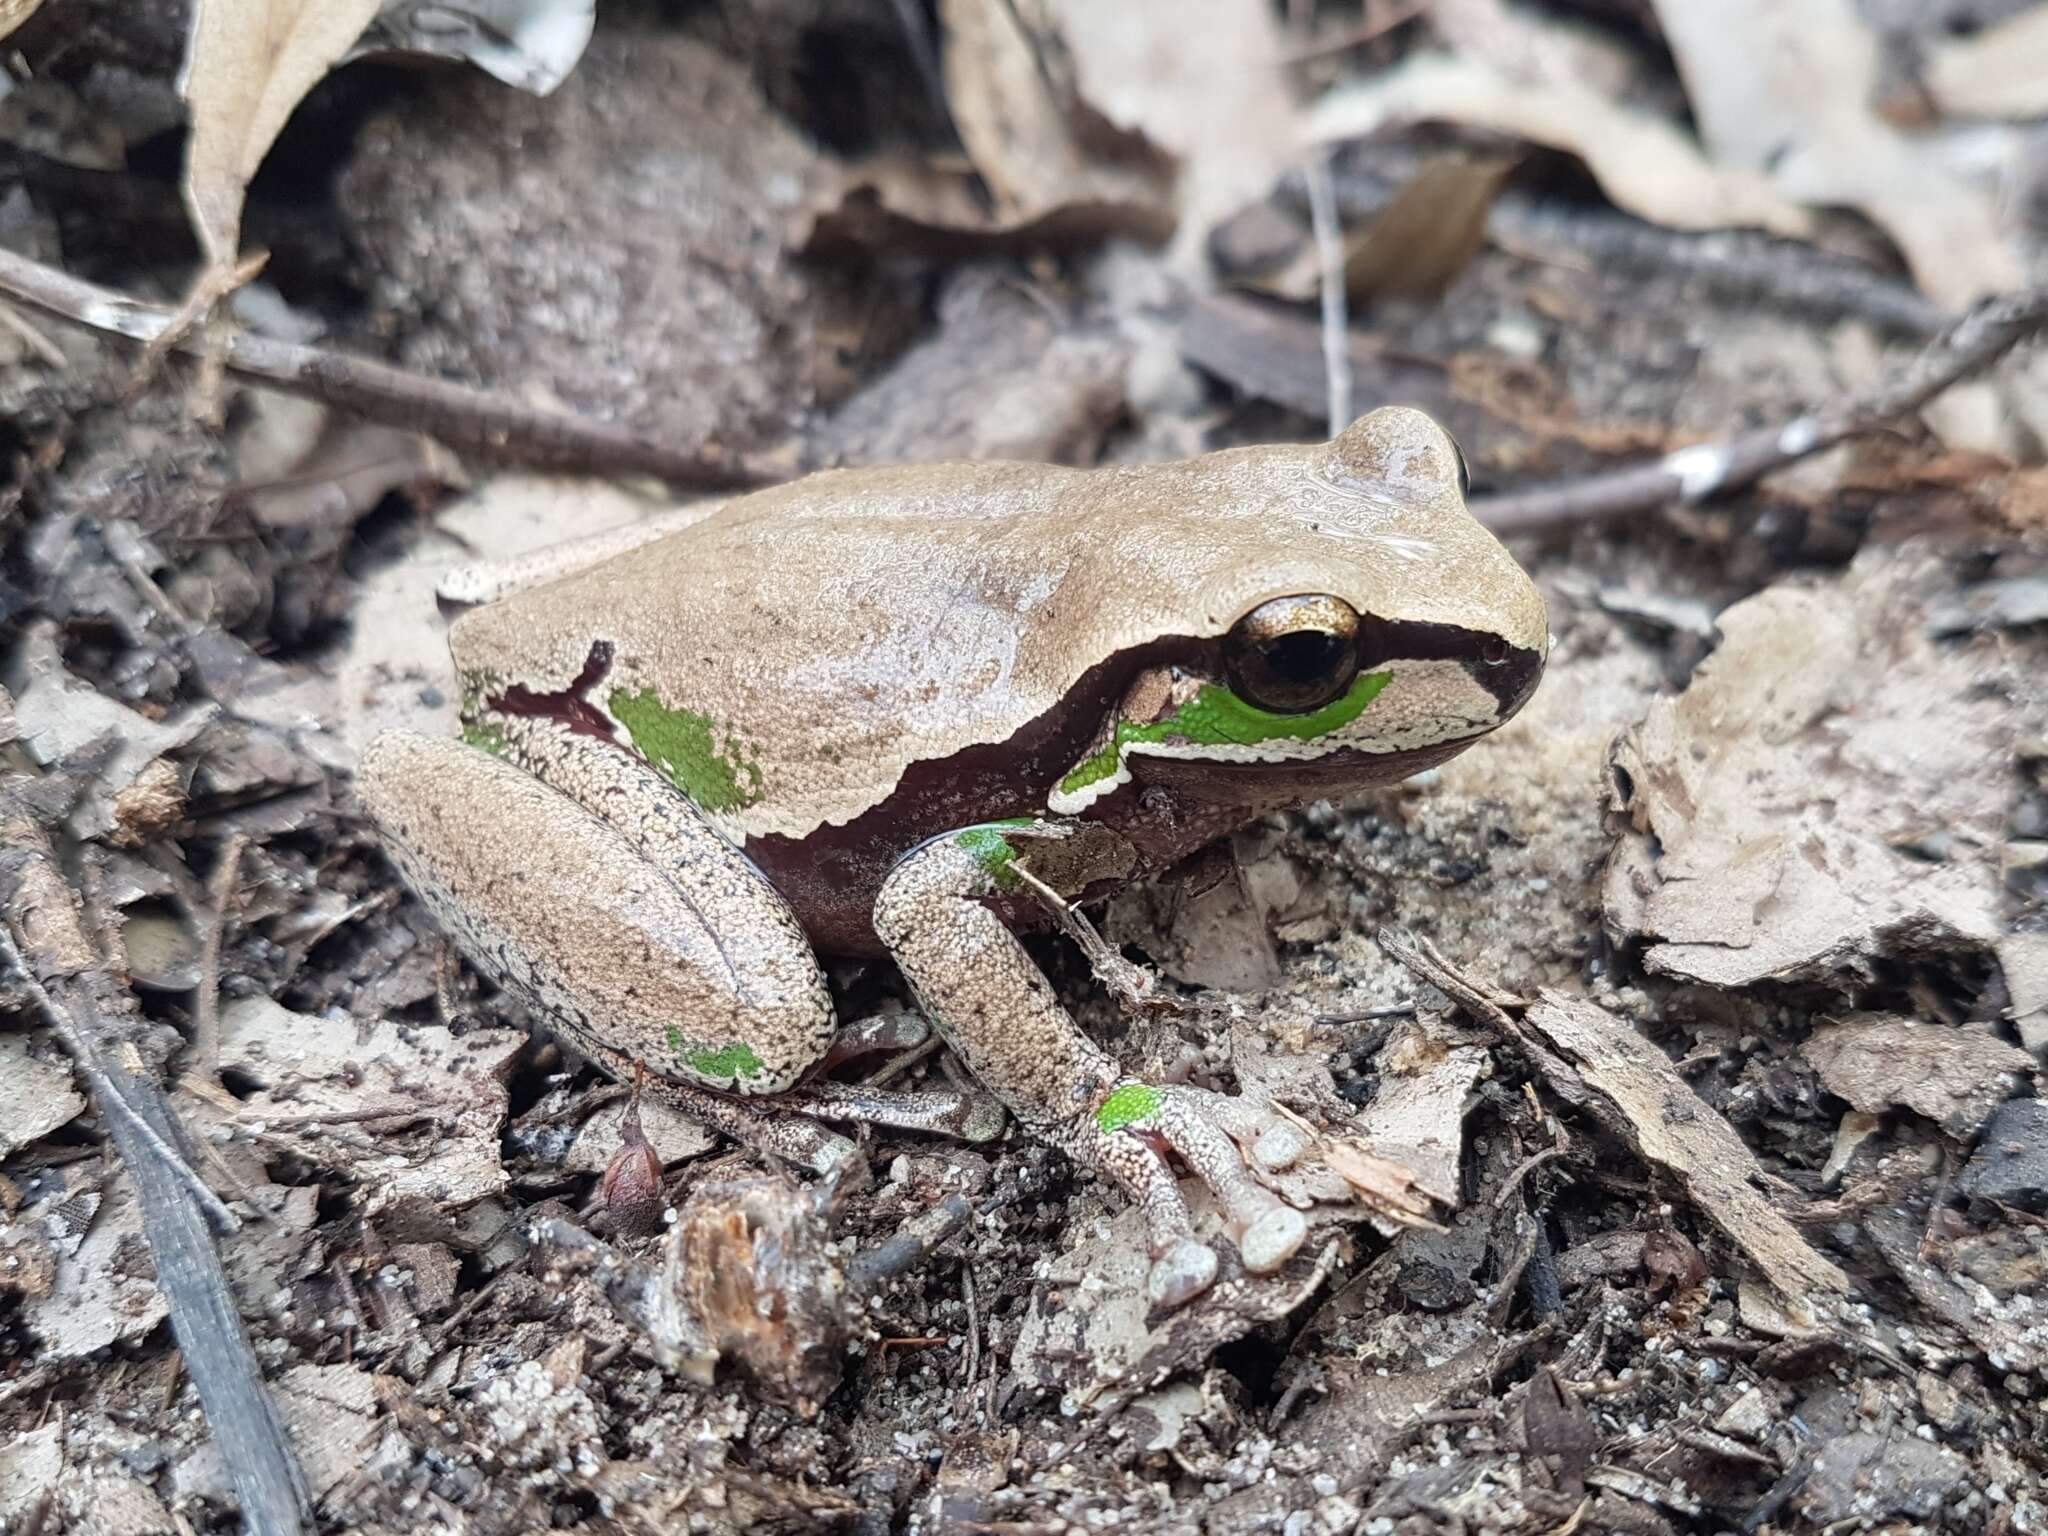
[450,436,1542,852]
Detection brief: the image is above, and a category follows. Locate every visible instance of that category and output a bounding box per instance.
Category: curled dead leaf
[180,0,388,270]
[1318,1135,1444,1230]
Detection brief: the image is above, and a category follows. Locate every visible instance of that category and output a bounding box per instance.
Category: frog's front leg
[874,827,1311,1308]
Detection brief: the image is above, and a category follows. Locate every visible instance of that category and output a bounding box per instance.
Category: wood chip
[1522,990,1848,1299]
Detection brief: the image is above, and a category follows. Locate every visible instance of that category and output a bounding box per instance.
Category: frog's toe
[1238,1205,1309,1274]
[1148,1238,1220,1310]
[1251,1121,1311,1173]
[1090,1081,1313,1290]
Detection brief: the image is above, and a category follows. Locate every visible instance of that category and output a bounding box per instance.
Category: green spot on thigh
[608,686,764,812]
[1059,670,1392,797]
[954,818,1035,891]
[1097,1082,1163,1133]
[666,1028,765,1082]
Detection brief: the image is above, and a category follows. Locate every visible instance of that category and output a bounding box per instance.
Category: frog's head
[1047,406,1547,818]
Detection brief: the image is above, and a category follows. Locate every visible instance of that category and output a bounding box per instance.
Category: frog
[356,406,1548,1309]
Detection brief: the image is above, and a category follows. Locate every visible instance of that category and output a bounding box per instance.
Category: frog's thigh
[872,830,1310,1308]
[359,729,834,1095]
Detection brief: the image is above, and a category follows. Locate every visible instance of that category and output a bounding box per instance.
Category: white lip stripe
[1044,658,1507,815]
[1044,710,1500,815]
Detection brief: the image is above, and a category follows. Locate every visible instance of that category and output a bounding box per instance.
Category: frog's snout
[1476,628,1545,726]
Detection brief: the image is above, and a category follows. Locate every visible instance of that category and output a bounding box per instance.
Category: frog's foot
[783,1080,1006,1143]
[630,1063,859,1178]
[814,1009,930,1072]
[1084,1080,1312,1309]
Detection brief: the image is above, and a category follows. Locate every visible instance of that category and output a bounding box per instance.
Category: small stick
[1476,286,2048,535]
[0,245,775,493]
[186,833,247,1086]
[0,816,309,1535]
[1303,154,1353,436]
[2,932,240,1236]
[1282,0,1434,61]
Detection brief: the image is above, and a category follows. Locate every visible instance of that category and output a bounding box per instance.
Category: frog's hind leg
[360,728,853,1166]
[872,828,1312,1310]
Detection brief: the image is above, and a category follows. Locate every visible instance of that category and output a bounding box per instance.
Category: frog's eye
[1226,595,1361,714]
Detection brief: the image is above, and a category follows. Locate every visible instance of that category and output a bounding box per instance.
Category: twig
[2,940,241,1237]
[186,833,247,1086]
[1282,0,1434,61]
[0,299,66,366]
[0,246,775,493]
[1302,154,1352,436]
[862,1031,943,1088]
[1476,286,2048,535]
[887,0,953,136]
[1490,193,1948,342]
[0,808,309,1536]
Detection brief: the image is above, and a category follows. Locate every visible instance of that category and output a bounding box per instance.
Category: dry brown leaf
[180,0,386,269]
[1319,1138,1441,1228]
[1802,1013,2035,1138]
[1344,155,1515,300]
[1042,0,1296,263]
[1346,1038,1487,1210]
[1648,0,2024,307]
[1927,5,2048,122]
[0,0,42,41]
[938,0,1173,231]
[1603,558,2036,989]
[800,157,1174,259]
[1236,155,1515,303]
[1523,992,1849,1300]
[1310,52,1814,244]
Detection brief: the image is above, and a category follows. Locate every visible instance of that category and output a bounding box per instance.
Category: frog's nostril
[1480,637,1510,666]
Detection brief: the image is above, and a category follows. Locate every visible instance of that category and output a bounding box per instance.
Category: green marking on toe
[1059,670,1393,798]
[1097,1082,1163,1133]
[954,818,1035,891]
[461,720,509,758]
[608,686,765,813]
[667,1029,765,1082]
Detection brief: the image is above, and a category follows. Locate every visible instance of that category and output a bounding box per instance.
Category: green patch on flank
[1096,1082,1163,1134]
[460,719,509,758]
[1059,669,1392,798]
[954,818,1035,891]
[667,1027,765,1081]
[608,686,765,813]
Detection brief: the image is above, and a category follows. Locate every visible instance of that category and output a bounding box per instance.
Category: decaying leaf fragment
[1604,564,2030,989]
[1648,0,2025,307]
[180,0,388,270]
[211,995,526,1217]
[1801,1013,2035,1139]
[1234,155,1516,305]
[1309,51,1813,246]
[1521,991,1848,1303]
